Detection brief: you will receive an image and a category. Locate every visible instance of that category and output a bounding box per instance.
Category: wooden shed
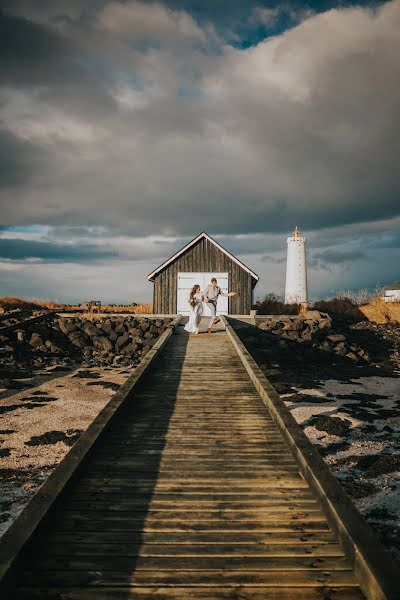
[148,232,259,315]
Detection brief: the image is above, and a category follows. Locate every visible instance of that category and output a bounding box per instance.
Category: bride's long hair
[189,284,200,307]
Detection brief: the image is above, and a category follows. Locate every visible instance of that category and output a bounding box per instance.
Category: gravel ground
[283,376,400,563]
[0,363,135,536]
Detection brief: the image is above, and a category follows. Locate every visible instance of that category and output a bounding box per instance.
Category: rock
[326,334,346,344]
[81,322,100,337]
[109,331,118,342]
[129,327,142,337]
[305,310,322,320]
[308,414,352,436]
[123,342,138,354]
[341,479,379,499]
[115,323,125,334]
[29,333,43,348]
[356,454,400,477]
[333,343,347,356]
[318,318,331,329]
[97,336,113,352]
[100,321,112,335]
[58,319,77,335]
[113,355,125,365]
[115,332,129,350]
[140,322,150,333]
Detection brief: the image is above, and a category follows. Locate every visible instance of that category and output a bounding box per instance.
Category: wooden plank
[39,530,339,545]
[13,587,366,600]
[41,542,346,557]
[31,556,352,571]
[19,569,359,587]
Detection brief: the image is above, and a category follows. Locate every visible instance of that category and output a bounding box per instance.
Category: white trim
[147,232,259,282]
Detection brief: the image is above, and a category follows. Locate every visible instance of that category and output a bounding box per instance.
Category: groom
[204,277,236,334]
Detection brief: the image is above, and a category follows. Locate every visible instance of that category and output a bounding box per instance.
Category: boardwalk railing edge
[222,316,400,600]
[0,314,182,591]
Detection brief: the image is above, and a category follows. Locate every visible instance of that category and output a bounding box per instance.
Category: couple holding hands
[184,277,236,335]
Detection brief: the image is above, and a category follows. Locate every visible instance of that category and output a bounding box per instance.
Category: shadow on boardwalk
[13,327,189,598]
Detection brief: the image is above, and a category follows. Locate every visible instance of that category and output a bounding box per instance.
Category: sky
[0,0,399,304]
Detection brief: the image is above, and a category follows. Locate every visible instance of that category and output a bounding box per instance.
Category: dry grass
[0,296,44,311]
[0,297,153,315]
[313,289,400,324]
[102,303,153,314]
[29,299,68,310]
[359,297,400,324]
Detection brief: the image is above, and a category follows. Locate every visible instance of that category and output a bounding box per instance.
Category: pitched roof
[147,232,259,282]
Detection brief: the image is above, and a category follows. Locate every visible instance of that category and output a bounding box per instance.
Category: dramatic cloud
[0,0,398,300]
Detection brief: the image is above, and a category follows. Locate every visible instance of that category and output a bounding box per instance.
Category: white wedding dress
[184,292,203,334]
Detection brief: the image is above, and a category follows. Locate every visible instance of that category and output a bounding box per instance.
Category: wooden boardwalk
[11,323,367,599]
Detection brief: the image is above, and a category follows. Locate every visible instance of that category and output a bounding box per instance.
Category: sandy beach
[0,364,135,536]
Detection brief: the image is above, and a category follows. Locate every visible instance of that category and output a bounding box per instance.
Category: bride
[184,284,204,334]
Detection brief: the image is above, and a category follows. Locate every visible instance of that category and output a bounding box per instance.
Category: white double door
[177,272,229,316]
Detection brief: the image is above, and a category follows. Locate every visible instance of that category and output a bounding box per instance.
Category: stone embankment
[0,315,173,371]
[256,310,370,362]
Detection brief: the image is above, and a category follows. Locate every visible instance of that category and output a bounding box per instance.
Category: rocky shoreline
[0,314,173,374]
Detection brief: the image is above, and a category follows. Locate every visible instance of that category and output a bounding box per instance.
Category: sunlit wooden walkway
[13,325,367,599]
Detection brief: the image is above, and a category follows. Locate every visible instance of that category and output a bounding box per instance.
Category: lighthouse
[284,226,308,304]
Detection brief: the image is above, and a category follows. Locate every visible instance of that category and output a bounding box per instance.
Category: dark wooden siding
[153,237,256,314]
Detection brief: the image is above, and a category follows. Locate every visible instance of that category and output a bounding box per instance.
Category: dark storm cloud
[0,0,399,299]
[0,11,82,86]
[0,129,49,187]
[0,238,117,261]
[311,249,365,266]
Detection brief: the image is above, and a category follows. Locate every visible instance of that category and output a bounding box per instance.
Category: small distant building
[384,281,400,302]
[148,232,259,315]
[284,226,308,304]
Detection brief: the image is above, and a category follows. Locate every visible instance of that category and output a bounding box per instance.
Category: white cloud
[97,1,207,47]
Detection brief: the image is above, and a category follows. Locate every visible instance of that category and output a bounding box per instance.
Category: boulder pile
[0,316,173,370]
[57,316,172,367]
[255,310,370,362]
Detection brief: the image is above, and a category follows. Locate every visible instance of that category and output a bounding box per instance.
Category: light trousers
[207,301,217,329]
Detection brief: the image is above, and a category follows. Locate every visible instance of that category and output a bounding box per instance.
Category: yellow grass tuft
[102,303,153,314]
[359,297,400,324]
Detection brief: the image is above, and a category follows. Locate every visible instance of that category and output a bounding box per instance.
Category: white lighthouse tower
[284,226,308,304]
